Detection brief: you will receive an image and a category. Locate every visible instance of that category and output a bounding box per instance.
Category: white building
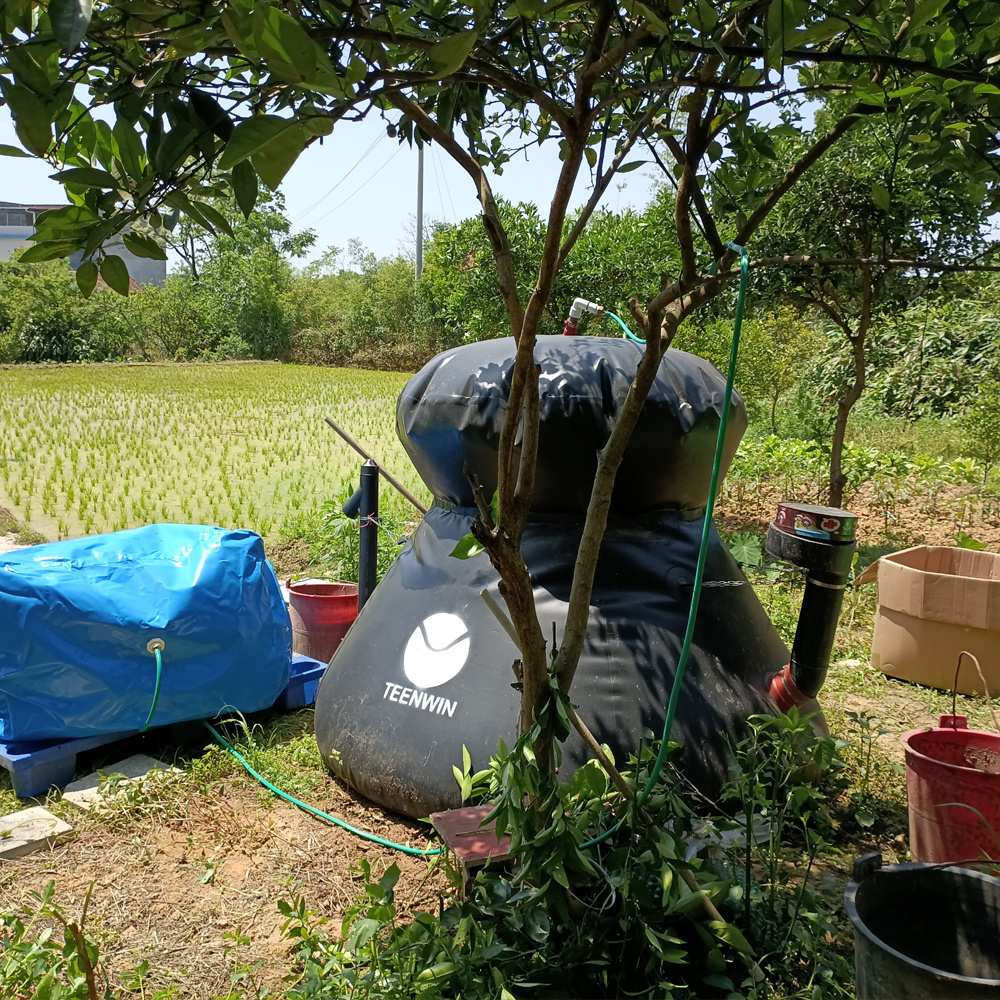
[0,201,166,286]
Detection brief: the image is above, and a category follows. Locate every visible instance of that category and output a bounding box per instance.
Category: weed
[720,711,851,996]
[840,711,907,831]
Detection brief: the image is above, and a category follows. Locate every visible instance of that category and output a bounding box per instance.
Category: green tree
[421,191,684,343]
[4,0,1000,777]
[960,377,1000,483]
[749,110,997,506]
[0,255,116,361]
[162,191,315,280]
[676,306,820,432]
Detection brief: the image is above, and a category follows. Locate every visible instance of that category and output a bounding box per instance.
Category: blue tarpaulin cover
[0,524,291,740]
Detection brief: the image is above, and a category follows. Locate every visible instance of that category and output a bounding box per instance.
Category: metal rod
[324,415,428,514]
[358,460,379,612]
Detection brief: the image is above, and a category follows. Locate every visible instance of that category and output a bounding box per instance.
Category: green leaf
[231,160,258,218]
[0,81,52,156]
[123,232,167,260]
[191,200,234,237]
[909,0,946,32]
[584,146,597,168]
[253,5,317,83]
[709,919,754,956]
[302,116,334,137]
[100,254,131,295]
[523,908,550,943]
[75,259,99,296]
[955,531,987,550]
[219,116,299,170]
[855,810,876,828]
[934,26,955,66]
[51,166,119,188]
[18,240,81,262]
[870,182,890,211]
[618,160,646,173]
[113,118,144,179]
[48,0,92,51]
[416,962,456,982]
[428,30,478,76]
[0,143,31,157]
[344,917,381,953]
[449,533,485,559]
[490,490,499,525]
[252,124,307,190]
[189,89,234,141]
[34,967,56,1000]
[728,532,761,567]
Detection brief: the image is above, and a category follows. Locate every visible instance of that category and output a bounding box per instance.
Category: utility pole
[416,142,424,281]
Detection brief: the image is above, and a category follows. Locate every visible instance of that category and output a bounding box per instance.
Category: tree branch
[384,92,524,338]
[556,99,670,271]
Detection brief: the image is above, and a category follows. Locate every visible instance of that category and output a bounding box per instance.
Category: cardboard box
[856,545,1000,695]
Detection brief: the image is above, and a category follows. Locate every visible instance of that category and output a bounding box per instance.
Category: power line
[293,134,384,223]
[430,143,456,223]
[311,144,404,225]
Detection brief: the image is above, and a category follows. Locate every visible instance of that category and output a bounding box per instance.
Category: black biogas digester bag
[314,336,789,818]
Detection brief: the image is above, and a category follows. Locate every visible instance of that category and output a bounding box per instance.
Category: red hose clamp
[562,317,578,336]
[769,664,810,713]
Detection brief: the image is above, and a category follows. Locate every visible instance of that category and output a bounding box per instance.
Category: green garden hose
[201,720,441,857]
[606,311,645,344]
[140,644,164,733]
[634,241,750,807]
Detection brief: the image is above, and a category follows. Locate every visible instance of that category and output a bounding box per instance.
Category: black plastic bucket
[846,861,1000,998]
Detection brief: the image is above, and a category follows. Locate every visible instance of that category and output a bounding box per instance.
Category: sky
[0,108,663,267]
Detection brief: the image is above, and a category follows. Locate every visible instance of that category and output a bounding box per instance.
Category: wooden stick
[566,705,634,801]
[324,415,428,514]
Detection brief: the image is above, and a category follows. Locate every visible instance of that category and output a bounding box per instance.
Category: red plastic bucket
[902,716,1000,863]
[287,581,359,664]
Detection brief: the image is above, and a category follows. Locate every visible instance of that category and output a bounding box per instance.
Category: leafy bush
[282,709,850,1000]
[960,377,1000,483]
[291,241,435,369]
[0,256,107,362]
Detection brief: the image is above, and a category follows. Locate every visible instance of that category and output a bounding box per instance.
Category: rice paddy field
[0,363,430,543]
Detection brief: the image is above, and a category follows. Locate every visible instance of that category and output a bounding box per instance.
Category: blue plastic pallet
[274,653,327,711]
[0,653,328,798]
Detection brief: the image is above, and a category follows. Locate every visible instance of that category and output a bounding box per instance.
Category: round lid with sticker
[773,501,857,543]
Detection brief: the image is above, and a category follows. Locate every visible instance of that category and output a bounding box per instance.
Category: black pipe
[764,504,858,711]
[358,460,379,612]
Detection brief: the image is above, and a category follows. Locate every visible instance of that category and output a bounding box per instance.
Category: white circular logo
[403,613,470,689]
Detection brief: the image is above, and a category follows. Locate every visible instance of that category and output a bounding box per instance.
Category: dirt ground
[0,749,448,997]
[716,477,1000,552]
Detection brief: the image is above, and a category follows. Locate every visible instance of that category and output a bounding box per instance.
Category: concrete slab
[0,533,28,555]
[62,754,179,812]
[0,806,72,859]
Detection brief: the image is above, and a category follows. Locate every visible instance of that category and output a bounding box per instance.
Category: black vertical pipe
[764,504,857,711]
[358,460,379,612]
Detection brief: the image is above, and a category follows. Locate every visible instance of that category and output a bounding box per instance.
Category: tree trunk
[827,267,872,508]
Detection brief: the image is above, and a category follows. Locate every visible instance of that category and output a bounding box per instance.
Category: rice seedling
[0,364,430,542]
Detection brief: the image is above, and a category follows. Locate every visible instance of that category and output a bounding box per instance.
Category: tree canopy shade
[4,0,1000,766]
